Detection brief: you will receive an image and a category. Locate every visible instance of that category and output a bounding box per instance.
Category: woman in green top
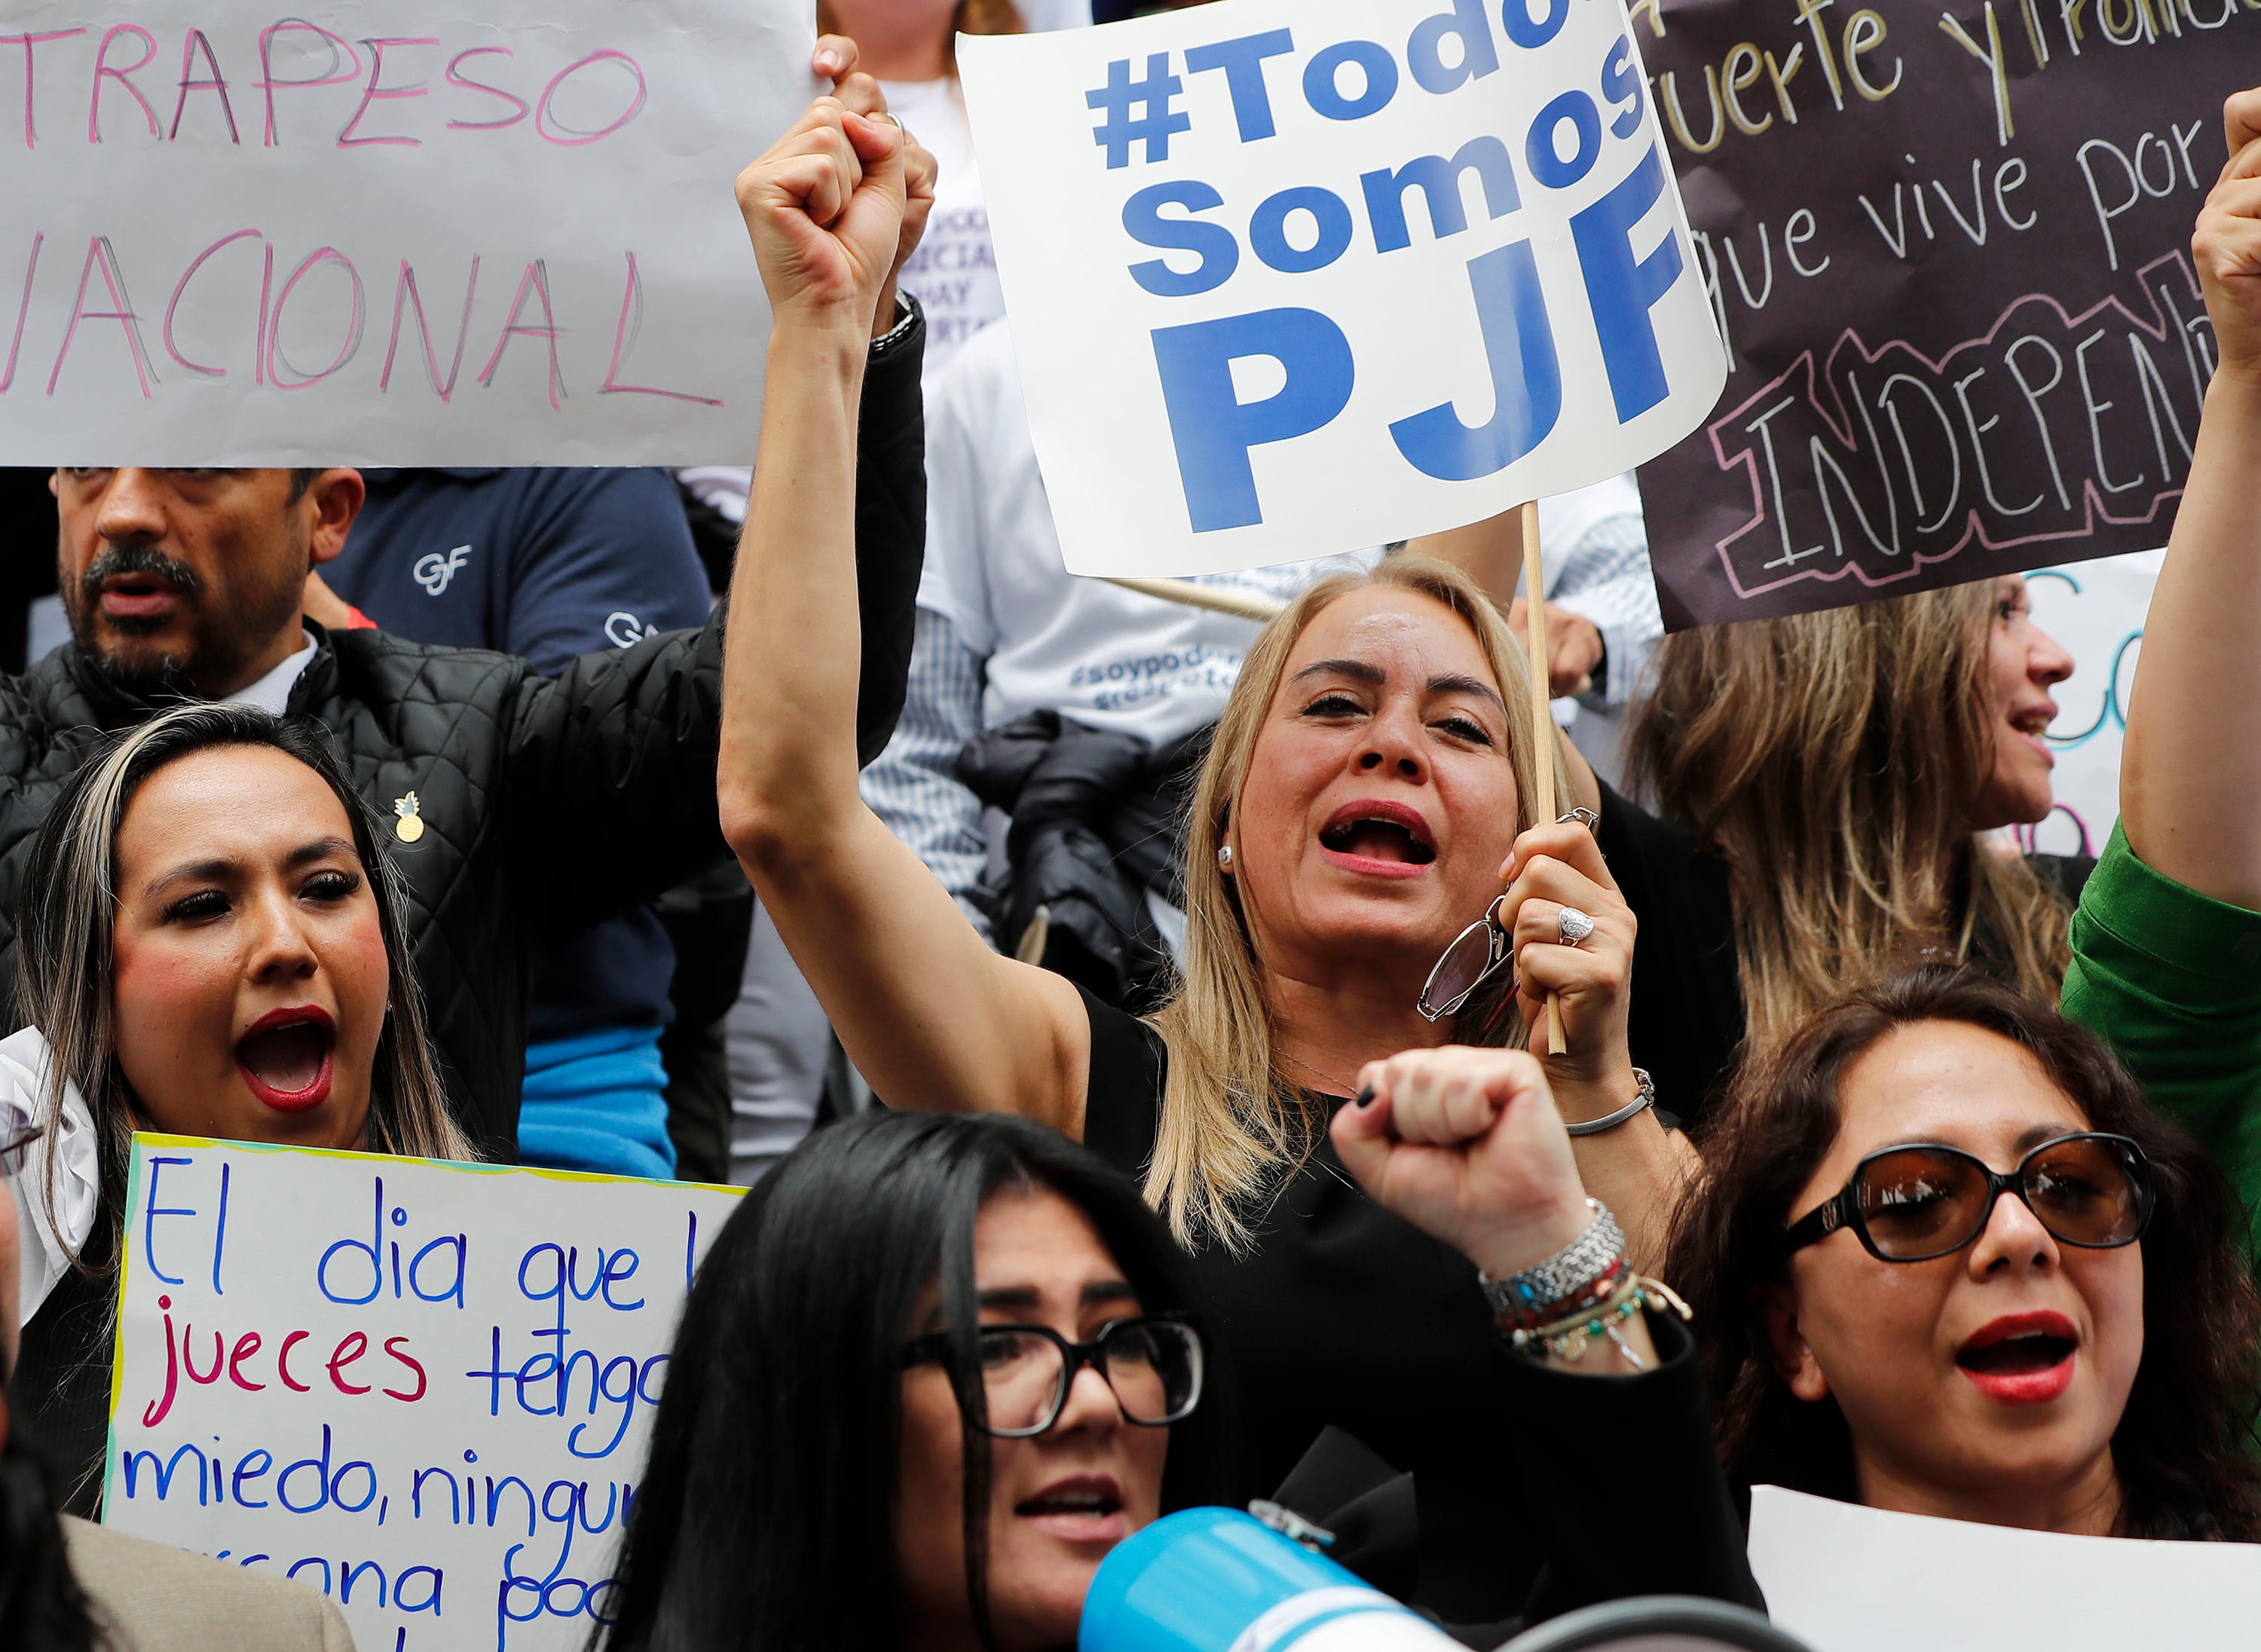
[2061,86,2261,1226]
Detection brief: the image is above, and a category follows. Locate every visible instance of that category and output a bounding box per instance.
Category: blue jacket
[327,467,712,1042]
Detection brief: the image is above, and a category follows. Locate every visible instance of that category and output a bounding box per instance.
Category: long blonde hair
[17,704,475,1269]
[1148,555,1562,1250]
[1626,582,2071,1066]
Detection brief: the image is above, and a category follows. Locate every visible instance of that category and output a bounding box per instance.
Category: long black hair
[1668,966,2261,1540]
[598,1109,1230,1652]
[0,1415,96,1652]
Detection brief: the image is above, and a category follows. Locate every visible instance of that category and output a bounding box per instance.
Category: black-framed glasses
[1418,895,1510,1022]
[901,1314,1204,1438]
[1783,1132,2154,1263]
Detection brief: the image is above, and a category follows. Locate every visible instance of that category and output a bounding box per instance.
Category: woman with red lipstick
[1668,969,2261,1540]
[4,702,472,1511]
[1614,575,2082,1124]
[721,94,1724,1629]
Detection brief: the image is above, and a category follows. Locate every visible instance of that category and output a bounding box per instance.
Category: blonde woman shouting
[718,95,1721,1628]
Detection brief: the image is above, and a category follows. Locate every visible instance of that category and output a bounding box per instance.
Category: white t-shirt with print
[880,76,1005,374]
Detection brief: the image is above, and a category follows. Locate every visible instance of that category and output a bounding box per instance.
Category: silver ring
[1557,907,1596,947]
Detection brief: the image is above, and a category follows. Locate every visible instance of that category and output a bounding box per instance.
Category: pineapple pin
[393,791,426,844]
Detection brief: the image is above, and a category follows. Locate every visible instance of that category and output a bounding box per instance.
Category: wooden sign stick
[1519,499,1568,1056]
[1098,574,1285,623]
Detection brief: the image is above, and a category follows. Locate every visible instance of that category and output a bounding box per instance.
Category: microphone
[1080,1508,1462,1652]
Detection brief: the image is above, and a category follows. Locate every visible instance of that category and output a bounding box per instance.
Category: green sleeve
[2063,822,2261,1244]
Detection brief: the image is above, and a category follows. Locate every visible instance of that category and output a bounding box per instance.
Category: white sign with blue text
[99,1133,745,1652]
[958,0,1727,577]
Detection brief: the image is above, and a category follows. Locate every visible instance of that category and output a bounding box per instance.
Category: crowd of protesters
[2,6,2259,1646]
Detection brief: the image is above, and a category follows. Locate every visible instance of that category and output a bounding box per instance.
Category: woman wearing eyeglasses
[1668,968,2261,1538]
[715,96,1729,1628]
[599,1109,1225,1652]
[606,1097,1756,1652]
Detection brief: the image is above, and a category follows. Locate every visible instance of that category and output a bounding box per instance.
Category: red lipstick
[1956,1310,2079,1406]
[235,1005,336,1115]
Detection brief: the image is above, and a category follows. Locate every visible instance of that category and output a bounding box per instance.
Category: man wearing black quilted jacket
[2,302,926,1165]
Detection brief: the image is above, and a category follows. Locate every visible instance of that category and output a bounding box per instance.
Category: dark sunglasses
[901,1314,1204,1439]
[1783,1131,2154,1263]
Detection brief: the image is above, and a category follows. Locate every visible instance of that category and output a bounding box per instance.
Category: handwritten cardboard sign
[1632,0,2256,626]
[0,0,813,466]
[99,1133,745,1652]
[1747,1485,2261,1650]
[958,0,1729,577]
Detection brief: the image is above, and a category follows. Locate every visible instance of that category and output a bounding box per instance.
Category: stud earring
[1216,845,1234,870]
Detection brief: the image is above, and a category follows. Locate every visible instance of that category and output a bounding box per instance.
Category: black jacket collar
[51,620,339,732]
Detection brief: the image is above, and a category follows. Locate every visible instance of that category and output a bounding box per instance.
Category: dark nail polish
[1354,1084,1375,1109]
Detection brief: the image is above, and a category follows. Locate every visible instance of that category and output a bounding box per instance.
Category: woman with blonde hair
[5,702,473,1510]
[714,96,1750,1630]
[1616,576,2079,1122]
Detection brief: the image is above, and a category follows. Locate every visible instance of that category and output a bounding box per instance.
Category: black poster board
[1633,0,2258,626]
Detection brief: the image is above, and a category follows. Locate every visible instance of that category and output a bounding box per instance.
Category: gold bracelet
[1510,1274,1691,1372]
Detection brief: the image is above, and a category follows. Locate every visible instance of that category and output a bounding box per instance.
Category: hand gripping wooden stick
[1519,499,1568,1056]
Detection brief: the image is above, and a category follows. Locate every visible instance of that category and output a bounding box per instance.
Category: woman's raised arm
[716,98,1093,1136]
[2120,90,2261,904]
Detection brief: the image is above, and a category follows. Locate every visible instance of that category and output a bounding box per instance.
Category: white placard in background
[101,1134,745,1652]
[1747,1485,2261,1651]
[959,0,1727,577]
[0,1,812,465]
[2019,549,2159,863]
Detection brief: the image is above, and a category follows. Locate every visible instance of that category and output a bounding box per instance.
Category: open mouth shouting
[1956,1310,2079,1405]
[1317,800,1436,879]
[1014,1473,1128,1543]
[236,1006,337,1114]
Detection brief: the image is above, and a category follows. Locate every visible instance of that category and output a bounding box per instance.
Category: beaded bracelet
[1476,1198,1629,1332]
[1490,1253,1630,1335]
[1510,1275,1693,1372]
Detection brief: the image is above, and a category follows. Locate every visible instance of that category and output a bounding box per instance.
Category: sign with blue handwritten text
[0,0,812,465]
[1632,0,2253,626]
[100,1134,745,1652]
[957,0,1729,577]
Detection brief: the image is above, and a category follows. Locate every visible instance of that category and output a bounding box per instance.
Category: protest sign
[2017,547,2158,859]
[957,0,1729,577]
[1632,0,2255,627]
[0,0,812,466]
[1746,1485,2261,1650]
[99,1133,745,1652]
